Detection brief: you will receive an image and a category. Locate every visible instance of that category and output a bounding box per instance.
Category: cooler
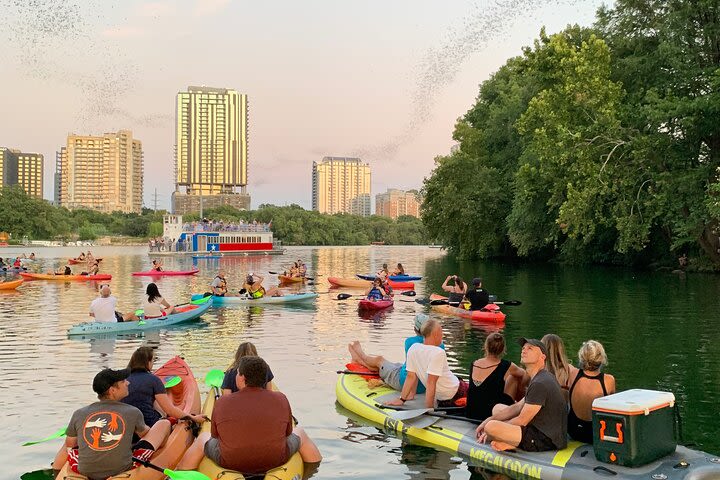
[592,389,676,467]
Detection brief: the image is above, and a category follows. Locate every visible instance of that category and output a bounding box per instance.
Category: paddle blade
[164,468,212,480]
[388,408,433,421]
[402,415,440,429]
[414,298,430,305]
[204,369,224,388]
[400,290,416,297]
[497,300,522,306]
[429,299,449,306]
[22,427,67,446]
[164,376,182,388]
[336,293,353,300]
[191,295,211,305]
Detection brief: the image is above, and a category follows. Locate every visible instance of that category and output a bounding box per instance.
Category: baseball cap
[414,313,429,332]
[517,337,548,356]
[92,368,130,395]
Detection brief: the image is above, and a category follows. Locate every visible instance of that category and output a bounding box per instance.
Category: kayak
[430,294,506,323]
[278,274,306,284]
[336,372,720,480]
[68,257,103,265]
[20,272,112,281]
[357,274,422,281]
[358,298,394,310]
[1,266,28,273]
[198,385,304,480]
[53,356,200,480]
[0,278,23,290]
[190,292,318,306]
[67,298,211,335]
[328,277,415,289]
[131,268,199,276]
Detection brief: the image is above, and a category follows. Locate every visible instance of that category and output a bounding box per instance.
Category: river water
[2,246,719,479]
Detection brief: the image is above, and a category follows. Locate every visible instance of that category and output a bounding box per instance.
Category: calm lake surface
[2,245,719,479]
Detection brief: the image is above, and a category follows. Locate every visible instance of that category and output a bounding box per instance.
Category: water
[2,246,719,479]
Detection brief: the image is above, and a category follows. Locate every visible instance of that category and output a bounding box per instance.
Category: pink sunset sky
[0,0,606,210]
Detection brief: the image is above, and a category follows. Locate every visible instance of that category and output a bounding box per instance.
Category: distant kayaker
[296,259,307,277]
[475,338,568,452]
[151,260,163,272]
[56,264,72,275]
[442,275,467,307]
[465,333,529,421]
[391,263,405,276]
[376,263,390,281]
[221,342,275,394]
[365,277,387,301]
[143,283,176,317]
[384,319,468,409]
[122,346,207,426]
[76,252,86,262]
[52,368,172,478]
[242,273,282,298]
[465,278,490,311]
[175,356,322,473]
[566,340,616,443]
[29,252,35,260]
[211,270,228,296]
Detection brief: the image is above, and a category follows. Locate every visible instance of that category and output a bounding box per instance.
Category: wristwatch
[399,397,407,403]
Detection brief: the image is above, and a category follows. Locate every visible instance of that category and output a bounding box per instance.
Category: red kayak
[358,298,394,310]
[132,268,200,277]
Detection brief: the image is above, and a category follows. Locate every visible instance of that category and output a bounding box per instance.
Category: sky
[0,0,608,211]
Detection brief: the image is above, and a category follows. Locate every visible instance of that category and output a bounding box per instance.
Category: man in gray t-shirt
[52,368,172,479]
[475,338,568,452]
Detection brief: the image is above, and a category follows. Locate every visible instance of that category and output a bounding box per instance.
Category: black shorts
[519,424,556,452]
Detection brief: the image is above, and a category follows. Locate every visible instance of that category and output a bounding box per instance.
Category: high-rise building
[56,130,143,213]
[0,147,43,198]
[172,86,250,214]
[312,157,371,215]
[375,188,421,220]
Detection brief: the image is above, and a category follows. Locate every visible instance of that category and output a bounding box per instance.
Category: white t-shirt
[89,296,118,323]
[406,343,459,401]
[143,297,166,318]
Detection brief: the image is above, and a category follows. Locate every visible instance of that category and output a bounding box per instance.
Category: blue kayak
[357,274,422,281]
[191,292,318,306]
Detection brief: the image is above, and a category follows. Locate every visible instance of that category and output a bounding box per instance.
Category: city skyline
[0,1,605,210]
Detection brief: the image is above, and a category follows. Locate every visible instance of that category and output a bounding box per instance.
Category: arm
[424,374,439,408]
[476,400,525,437]
[221,388,232,396]
[508,402,542,427]
[52,436,78,470]
[155,393,206,423]
[606,374,616,395]
[508,363,530,396]
[441,275,453,292]
[384,371,418,405]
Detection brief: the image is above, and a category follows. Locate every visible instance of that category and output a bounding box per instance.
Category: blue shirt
[122,370,165,426]
[399,336,446,393]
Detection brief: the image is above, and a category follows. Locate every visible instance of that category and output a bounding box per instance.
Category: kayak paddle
[22,427,67,446]
[204,369,224,388]
[380,404,482,424]
[336,291,416,300]
[336,370,380,377]
[132,457,211,480]
[164,376,182,388]
[421,298,521,306]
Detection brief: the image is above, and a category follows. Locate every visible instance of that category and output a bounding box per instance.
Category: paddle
[336,290,416,300]
[135,295,211,316]
[269,271,316,281]
[132,457,211,480]
[416,298,521,306]
[380,405,482,424]
[204,369,224,389]
[21,427,67,446]
[336,370,380,376]
[164,376,182,388]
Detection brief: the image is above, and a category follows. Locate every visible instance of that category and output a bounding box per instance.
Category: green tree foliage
[422,1,720,268]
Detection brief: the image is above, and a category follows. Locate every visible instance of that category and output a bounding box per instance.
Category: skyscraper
[312,157,371,215]
[0,147,44,198]
[56,130,143,213]
[172,86,250,214]
[375,188,421,220]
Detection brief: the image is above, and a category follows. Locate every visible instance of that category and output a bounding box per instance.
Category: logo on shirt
[82,411,126,451]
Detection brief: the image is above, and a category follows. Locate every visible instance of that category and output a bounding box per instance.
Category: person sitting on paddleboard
[52,368,172,479]
[365,277,387,301]
[465,278,490,311]
[211,270,228,296]
[442,275,467,307]
[391,263,405,276]
[222,342,275,394]
[151,260,163,272]
[243,273,283,298]
[143,283,176,317]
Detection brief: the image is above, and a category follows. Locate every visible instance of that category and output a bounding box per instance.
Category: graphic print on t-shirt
[82,411,126,451]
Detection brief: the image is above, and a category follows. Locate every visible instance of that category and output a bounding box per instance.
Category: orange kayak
[0,278,23,290]
[328,276,415,289]
[278,274,305,284]
[20,272,112,281]
[54,356,200,480]
[429,293,506,323]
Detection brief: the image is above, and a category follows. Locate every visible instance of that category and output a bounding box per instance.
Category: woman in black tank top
[465,333,529,421]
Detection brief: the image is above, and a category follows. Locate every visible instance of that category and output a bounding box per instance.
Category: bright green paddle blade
[191,295,211,305]
[135,309,143,316]
[22,427,67,446]
[204,369,224,388]
[164,375,182,388]
[164,468,211,480]
[21,468,55,479]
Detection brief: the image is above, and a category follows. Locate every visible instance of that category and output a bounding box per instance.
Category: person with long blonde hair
[222,342,275,394]
[541,334,577,391]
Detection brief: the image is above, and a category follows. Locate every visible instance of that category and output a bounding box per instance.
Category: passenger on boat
[365,277,387,301]
[465,278,490,311]
[391,263,405,276]
[76,252,86,262]
[55,264,72,275]
[175,356,322,473]
[29,252,35,260]
[122,346,206,426]
[87,261,100,276]
[384,319,468,409]
[284,262,300,278]
[242,273,282,298]
[376,263,390,281]
[465,333,530,421]
[221,342,275,394]
[151,260,163,272]
[211,270,228,296]
[143,283,176,317]
[541,333,577,393]
[475,338,567,452]
[86,251,95,265]
[348,314,445,394]
[90,285,129,322]
[52,368,172,478]
[567,340,616,443]
[442,274,467,307]
[13,257,22,268]
[296,259,307,277]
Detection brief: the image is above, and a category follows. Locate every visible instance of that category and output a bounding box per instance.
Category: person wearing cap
[465,278,490,311]
[475,338,567,452]
[52,368,172,478]
[348,313,445,394]
[384,319,468,408]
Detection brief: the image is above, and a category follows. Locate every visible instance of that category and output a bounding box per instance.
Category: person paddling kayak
[442,275,467,307]
[365,277,387,301]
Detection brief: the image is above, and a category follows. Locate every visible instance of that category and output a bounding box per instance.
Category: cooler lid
[592,389,675,415]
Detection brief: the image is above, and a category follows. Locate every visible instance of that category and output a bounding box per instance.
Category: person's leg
[483,421,522,451]
[266,287,283,297]
[348,341,384,371]
[142,419,171,449]
[123,312,140,321]
[292,426,322,463]
[175,432,211,470]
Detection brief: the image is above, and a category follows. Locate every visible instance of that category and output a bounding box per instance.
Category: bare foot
[348,341,363,365]
[490,440,516,452]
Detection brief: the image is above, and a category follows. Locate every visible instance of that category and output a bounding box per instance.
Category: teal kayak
[67,298,211,335]
[190,292,318,306]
